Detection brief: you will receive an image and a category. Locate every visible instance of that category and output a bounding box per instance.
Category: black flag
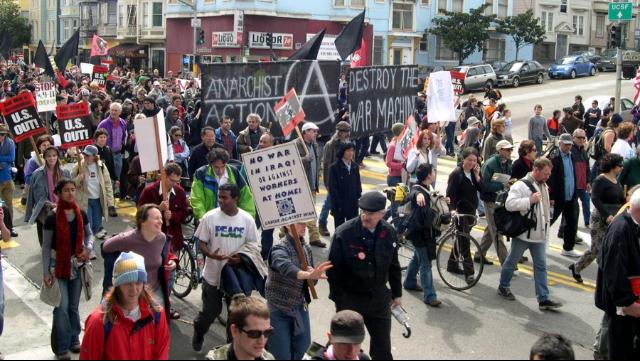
[0,33,11,60]
[288,29,325,61]
[334,10,365,61]
[55,29,80,71]
[34,41,55,78]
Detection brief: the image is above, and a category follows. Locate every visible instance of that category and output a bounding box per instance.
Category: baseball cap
[83,145,99,156]
[301,122,319,133]
[0,123,10,135]
[81,89,90,97]
[153,81,161,86]
[330,310,366,345]
[467,116,480,127]
[495,140,514,151]
[559,133,574,145]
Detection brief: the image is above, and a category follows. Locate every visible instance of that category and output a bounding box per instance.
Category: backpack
[430,190,451,230]
[103,304,162,343]
[494,179,538,238]
[588,128,615,160]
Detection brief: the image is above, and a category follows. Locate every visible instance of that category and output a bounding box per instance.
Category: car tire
[512,77,520,88]
[536,74,544,84]
[570,70,576,79]
[590,67,596,76]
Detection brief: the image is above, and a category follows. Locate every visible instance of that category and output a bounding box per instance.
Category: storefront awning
[108,44,147,58]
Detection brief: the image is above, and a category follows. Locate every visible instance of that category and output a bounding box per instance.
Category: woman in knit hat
[80,252,170,360]
[41,179,93,360]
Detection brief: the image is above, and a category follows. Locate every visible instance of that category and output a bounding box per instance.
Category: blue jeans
[221,265,255,296]
[384,176,402,221]
[53,277,82,354]
[267,304,311,360]
[403,246,437,303]
[0,259,4,337]
[445,121,456,154]
[87,198,103,234]
[577,189,591,225]
[534,138,543,157]
[113,153,123,182]
[319,194,331,227]
[477,192,485,214]
[499,238,550,303]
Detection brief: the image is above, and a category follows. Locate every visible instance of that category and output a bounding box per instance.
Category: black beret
[358,192,387,212]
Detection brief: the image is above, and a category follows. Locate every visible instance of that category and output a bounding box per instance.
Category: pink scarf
[46,168,58,204]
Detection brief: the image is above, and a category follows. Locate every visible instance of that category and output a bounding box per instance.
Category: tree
[496,9,547,61]
[0,0,32,51]
[428,4,495,66]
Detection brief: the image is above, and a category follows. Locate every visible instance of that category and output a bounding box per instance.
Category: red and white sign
[57,102,93,149]
[234,11,244,45]
[450,71,466,96]
[34,81,57,113]
[91,34,109,57]
[249,32,294,50]
[212,32,240,48]
[1,92,46,143]
[274,88,305,137]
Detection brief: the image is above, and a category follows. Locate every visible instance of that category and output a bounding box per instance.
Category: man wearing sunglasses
[206,296,275,360]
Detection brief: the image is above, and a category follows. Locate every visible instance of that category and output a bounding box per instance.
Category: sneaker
[10,229,18,238]
[69,343,81,354]
[318,224,330,237]
[404,285,424,292]
[575,236,584,245]
[446,267,465,275]
[310,240,327,248]
[498,287,516,301]
[465,275,476,285]
[473,256,494,266]
[56,352,71,360]
[568,264,584,284]
[96,229,108,239]
[539,300,563,311]
[519,256,529,264]
[426,299,442,308]
[478,212,486,218]
[192,332,204,352]
[561,249,582,258]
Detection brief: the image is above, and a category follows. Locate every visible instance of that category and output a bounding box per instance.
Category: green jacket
[205,344,275,360]
[620,157,640,191]
[481,154,513,199]
[190,164,256,220]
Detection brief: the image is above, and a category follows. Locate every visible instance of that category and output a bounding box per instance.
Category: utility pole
[177,0,199,76]
[616,31,622,114]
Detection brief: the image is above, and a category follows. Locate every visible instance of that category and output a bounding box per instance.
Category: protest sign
[200,60,340,136]
[450,71,466,96]
[56,102,92,149]
[274,89,305,137]
[347,65,420,136]
[395,115,418,160]
[80,63,94,75]
[1,92,46,142]
[242,142,317,229]
[134,110,168,173]
[92,65,109,88]
[34,81,57,113]
[427,71,456,123]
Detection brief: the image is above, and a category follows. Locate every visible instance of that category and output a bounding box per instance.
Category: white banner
[34,82,57,113]
[306,34,348,61]
[134,110,168,173]
[249,32,294,49]
[242,142,317,229]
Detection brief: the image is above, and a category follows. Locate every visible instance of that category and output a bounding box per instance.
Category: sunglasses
[241,327,274,339]
[575,136,586,140]
[174,134,183,137]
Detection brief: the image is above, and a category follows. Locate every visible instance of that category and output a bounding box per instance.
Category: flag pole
[294,126,309,157]
[288,224,318,299]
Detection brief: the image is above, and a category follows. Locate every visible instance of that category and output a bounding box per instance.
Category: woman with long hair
[42,179,93,360]
[512,140,537,180]
[406,129,446,184]
[80,252,170,360]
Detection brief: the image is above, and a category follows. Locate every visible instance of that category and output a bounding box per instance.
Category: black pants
[551,199,579,251]
[355,137,370,165]
[449,217,475,275]
[370,134,388,154]
[336,291,393,360]
[2,204,12,230]
[608,314,640,359]
[332,209,358,231]
[193,281,224,337]
[37,220,44,247]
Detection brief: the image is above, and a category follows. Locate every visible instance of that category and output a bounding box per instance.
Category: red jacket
[138,181,189,249]
[79,299,170,360]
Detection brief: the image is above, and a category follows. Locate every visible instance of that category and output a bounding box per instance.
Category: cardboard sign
[427,71,456,123]
[242,142,317,229]
[347,65,420,136]
[80,63,94,75]
[134,110,168,173]
[1,92,46,142]
[274,89,305,137]
[34,82,57,113]
[56,102,92,149]
[92,65,109,88]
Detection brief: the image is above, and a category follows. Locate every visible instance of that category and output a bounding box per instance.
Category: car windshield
[500,62,522,72]
[555,57,576,65]
[601,49,617,59]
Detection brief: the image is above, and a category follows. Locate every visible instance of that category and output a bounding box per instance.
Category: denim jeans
[319,194,332,227]
[53,277,82,354]
[267,304,311,361]
[113,153,123,183]
[499,238,550,303]
[384,176,402,221]
[221,265,255,296]
[87,198,103,235]
[577,189,591,225]
[477,193,485,214]
[403,246,438,303]
[445,121,456,154]
[0,259,4,337]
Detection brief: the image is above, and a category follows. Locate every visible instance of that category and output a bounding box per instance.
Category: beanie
[391,123,404,137]
[113,252,147,288]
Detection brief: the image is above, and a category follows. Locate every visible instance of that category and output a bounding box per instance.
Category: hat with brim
[495,140,514,151]
[559,133,574,145]
[301,122,319,133]
[467,117,480,127]
[358,192,387,212]
[0,124,10,135]
[331,310,366,345]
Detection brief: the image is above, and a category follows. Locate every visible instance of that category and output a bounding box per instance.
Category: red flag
[56,71,68,89]
[90,35,109,57]
[274,89,306,137]
[350,39,367,68]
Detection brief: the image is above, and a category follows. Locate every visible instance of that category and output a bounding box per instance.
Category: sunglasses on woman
[240,327,274,339]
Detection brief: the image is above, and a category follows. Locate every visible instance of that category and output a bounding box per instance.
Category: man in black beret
[327,191,402,360]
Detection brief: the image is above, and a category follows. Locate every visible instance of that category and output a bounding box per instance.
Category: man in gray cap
[298,122,326,248]
[304,310,371,360]
[327,191,402,360]
[319,121,352,237]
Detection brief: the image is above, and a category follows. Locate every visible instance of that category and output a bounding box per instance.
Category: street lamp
[176,0,199,74]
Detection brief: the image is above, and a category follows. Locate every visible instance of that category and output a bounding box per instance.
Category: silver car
[452,64,498,92]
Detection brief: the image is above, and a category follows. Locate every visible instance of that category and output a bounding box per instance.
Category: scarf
[527,174,550,225]
[46,168,58,204]
[55,199,84,279]
[522,157,533,171]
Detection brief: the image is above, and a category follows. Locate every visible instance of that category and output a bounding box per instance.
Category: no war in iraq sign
[1,92,46,143]
[242,142,316,230]
[57,102,93,149]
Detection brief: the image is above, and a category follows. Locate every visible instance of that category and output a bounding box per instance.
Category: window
[452,0,464,12]
[420,0,430,5]
[351,0,365,8]
[108,1,117,25]
[572,15,584,36]
[483,38,505,62]
[596,15,604,38]
[560,0,567,13]
[119,5,124,27]
[419,33,428,52]
[127,5,137,27]
[152,2,163,27]
[142,2,149,28]
[437,0,446,15]
[484,0,494,16]
[334,0,346,7]
[540,11,546,30]
[392,2,414,31]
[373,36,384,65]
[497,0,508,18]
[436,37,456,61]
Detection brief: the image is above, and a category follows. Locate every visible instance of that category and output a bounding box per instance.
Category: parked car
[597,49,618,72]
[571,51,601,65]
[451,64,497,92]
[548,55,597,79]
[495,60,546,88]
[584,95,635,122]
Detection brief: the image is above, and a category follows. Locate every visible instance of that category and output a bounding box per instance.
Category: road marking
[1,259,53,329]
[0,240,20,249]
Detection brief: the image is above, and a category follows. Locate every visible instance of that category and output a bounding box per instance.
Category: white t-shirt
[611,139,635,161]
[86,163,101,199]
[195,208,259,286]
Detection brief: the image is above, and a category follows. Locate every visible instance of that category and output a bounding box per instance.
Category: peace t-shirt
[195,208,259,286]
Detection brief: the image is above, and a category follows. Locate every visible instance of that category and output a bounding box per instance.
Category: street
[0,71,635,360]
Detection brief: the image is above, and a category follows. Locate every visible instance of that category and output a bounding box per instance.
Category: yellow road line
[0,240,20,250]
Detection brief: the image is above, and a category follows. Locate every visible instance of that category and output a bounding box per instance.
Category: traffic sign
[609,2,633,22]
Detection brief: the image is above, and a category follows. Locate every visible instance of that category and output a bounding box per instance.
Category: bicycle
[172,236,201,299]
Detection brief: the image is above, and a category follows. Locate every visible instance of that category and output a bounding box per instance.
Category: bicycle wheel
[172,245,196,299]
[436,231,484,291]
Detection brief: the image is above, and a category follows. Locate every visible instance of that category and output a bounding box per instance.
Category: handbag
[40,278,61,308]
[80,262,94,302]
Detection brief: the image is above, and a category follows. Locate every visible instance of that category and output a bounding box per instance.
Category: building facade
[30,0,61,50]
[78,0,118,60]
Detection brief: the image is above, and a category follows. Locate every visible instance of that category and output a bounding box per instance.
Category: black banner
[347,65,420,136]
[200,60,340,136]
